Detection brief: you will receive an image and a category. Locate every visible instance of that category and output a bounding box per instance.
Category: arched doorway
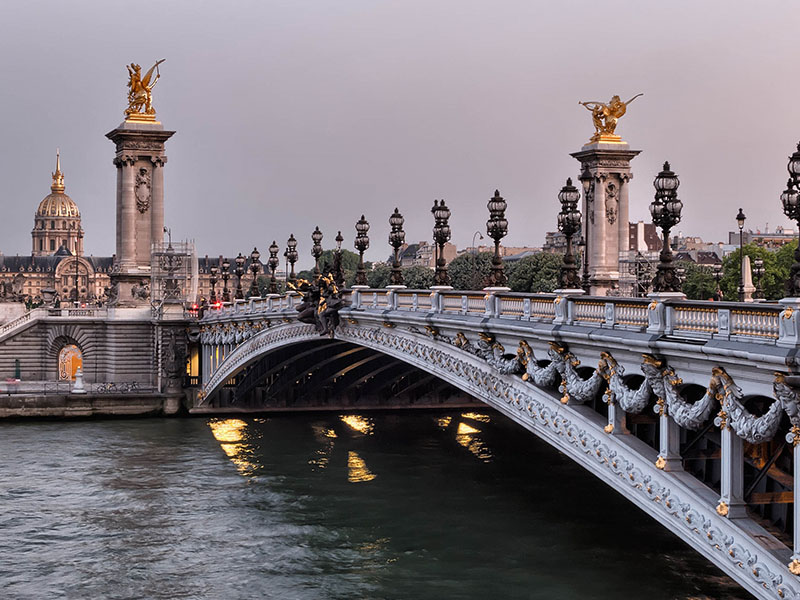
[58,344,83,381]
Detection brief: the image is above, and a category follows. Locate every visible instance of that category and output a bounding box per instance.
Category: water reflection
[207,418,258,476]
[461,412,491,423]
[310,424,336,470]
[437,416,452,429]
[348,451,377,483]
[340,414,374,435]
[456,421,493,463]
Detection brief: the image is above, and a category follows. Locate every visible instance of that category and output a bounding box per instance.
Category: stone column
[788,432,800,575]
[718,426,747,519]
[571,142,640,296]
[656,411,682,471]
[120,156,136,270]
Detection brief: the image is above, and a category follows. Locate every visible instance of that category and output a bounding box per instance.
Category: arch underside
[203,321,799,600]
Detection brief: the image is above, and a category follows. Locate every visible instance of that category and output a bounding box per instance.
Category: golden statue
[578,93,643,143]
[125,59,165,121]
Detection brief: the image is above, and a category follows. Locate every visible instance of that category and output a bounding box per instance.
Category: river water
[0,411,749,600]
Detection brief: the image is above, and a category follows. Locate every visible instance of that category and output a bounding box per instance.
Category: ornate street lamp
[736,208,746,302]
[248,247,261,297]
[333,231,345,287]
[578,166,593,291]
[782,144,800,296]
[354,215,370,287]
[486,190,509,288]
[268,241,280,294]
[234,252,246,299]
[389,208,405,286]
[311,226,323,279]
[556,178,582,289]
[753,257,765,301]
[431,199,452,287]
[284,234,298,288]
[209,264,219,304]
[650,162,683,293]
[221,257,231,302]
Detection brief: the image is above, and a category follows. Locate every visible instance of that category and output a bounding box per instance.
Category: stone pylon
[571,141,640,296]
[106,119,175,306]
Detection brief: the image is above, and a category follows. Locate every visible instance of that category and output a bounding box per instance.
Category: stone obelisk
[106,60,175,306]
[572,94,642,296]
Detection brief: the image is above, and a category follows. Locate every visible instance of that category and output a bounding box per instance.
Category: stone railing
[202,288,790,346]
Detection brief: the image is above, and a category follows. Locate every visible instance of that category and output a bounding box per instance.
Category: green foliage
[318,249,361,275]
[679,261,717,301]
[507,253,562,293]
[720,244,781,301]
[403,265,435,289]
[447,252,494,290]
[367,264,391,288]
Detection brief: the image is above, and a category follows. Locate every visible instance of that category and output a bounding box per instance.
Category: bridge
[198,287,800,600]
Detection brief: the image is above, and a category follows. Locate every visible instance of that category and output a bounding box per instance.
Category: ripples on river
[0,412,749,599]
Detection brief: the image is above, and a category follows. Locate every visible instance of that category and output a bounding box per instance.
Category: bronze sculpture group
[292,274,348,337]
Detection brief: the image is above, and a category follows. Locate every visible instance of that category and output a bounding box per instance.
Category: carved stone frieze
[135,167,151,213]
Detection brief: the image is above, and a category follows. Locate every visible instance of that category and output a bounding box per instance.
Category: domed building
[32,152,84,256]
[0,153,112,304]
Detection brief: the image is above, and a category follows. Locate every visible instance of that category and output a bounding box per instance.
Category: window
[38,240,43,251]
[50,221,55,230]
[50,239,55,251]
[62,221,66,229]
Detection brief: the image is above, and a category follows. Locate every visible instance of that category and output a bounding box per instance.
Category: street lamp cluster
[556,178,582,290]
[649,162,683,294]
[781,144,800,297]
[486,190,509,288]
[432,199,452,287]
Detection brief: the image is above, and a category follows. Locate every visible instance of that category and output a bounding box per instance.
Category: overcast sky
[1,1,798,269]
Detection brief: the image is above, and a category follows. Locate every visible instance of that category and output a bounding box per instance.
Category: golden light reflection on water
[348,451,377,483]
[461,412,491,423]
[340,414,374,435]
[208,418,258,476]
[455,421,493,463]
[309,424,336,471]
[437,416,452,429]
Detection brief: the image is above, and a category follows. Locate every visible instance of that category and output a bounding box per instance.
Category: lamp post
[578,166,593,291]
[354,215,370,287]
[221,257,231,302]
[556,178,582,290]
[248,247,261,297]
[284,234,298,288]
[333,231,345,287]
[650,162,683,293]
[311,226,323,279]
[486,190,509,288]
[432,199,452,287]
[753,257,765,301]
[736,208,746,302]
[389,208,405,287]
[234,252,245,300]
[209,264,219,304]
[782,144,800,296]
[268,241,280,294]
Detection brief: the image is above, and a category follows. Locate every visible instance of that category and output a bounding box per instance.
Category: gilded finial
[51,149,65,193]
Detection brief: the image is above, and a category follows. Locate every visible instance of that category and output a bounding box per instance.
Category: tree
[367,263,391,288]
[679,261,717,301]
[447,252,494,290]
[318,249,361,274]
[720,244,780,301]
[507,253,562,293]
[403,266,434,289]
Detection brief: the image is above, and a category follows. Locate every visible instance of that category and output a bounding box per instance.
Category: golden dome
[36,151,80,218]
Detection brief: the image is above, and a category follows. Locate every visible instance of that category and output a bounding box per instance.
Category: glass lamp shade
[557,178,580,207]
[736,208,746,230]
[665,198,683,222]
[487,190,506,214]
[268,255,279,270]
[269,241,279,256]
[432,200,451,221]
[210,265,219,275]
[222,258,231,271]
[781,182,799,219]
[335,231,344,249]
[649,201,664,222]
[355,215,370,235]
[235,253,245,268]
[250,247,260,263]
[567,210,581,230]
[788,143,800,179]
[654,162,680,193]
[311,226,323,245]
[355,234,369,252]
[579,166,592,194]
[389,208,404,229]
[287,234,297,251]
